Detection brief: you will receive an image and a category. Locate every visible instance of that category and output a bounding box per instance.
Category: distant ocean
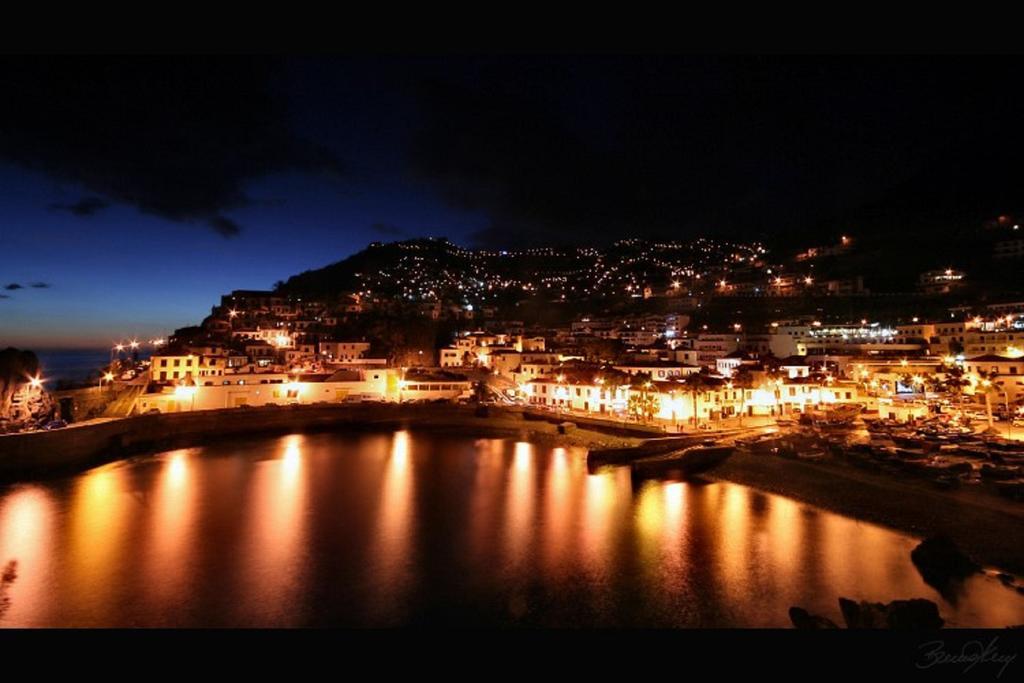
[34,348,152,386]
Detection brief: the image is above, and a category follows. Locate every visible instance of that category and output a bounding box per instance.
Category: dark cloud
[406,57,1024,248]
[371,222,405,236]
[208,216,241,238]
[0,57,342,237]
[0,294,8,299]
[4,283,23,291]
[29,282,51,289]
[49,196,111,217]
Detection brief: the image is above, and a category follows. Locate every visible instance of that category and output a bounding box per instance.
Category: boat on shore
[630,445,735,480]
[587,435,704,467]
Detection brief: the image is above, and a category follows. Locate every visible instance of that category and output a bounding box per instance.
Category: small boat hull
[631,445,735,480]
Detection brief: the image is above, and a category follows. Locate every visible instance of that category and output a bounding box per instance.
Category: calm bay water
[33,349,114,384]
[0,430,1021,627]
[33,348,155,385]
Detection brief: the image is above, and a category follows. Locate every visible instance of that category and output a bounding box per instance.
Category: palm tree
[730,367,754,425]
[627,375,659,423]
[681,370,716,430]
[975,369,1001,429]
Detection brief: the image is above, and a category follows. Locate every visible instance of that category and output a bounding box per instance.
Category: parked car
[42,419,68,430]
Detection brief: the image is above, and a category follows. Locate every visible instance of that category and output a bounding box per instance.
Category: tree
[975,369,1001,429]
[730,367,754,423]
[628,383,659,423]
[681,370,716,429]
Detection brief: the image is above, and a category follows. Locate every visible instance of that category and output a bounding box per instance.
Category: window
[160,359,168,367]
[174,359,180,367]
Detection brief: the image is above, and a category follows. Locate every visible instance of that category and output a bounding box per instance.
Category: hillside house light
[29,376,42,389]
[104,372,114,382]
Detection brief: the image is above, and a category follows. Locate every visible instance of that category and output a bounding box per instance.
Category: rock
[996,572,1016,586]
[885,599,945,630]
[789,606,839,629]
[911,535,981,593]
[839,598,888,628]
[1016,586,1024,596]
[838,597,944,629]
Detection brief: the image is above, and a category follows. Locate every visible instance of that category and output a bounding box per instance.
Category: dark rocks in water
[1017,586,1024,596]
[886,599,945,630]
[996,572,1016,586]
[911,535,982,593]
[838,597,944,630]
[788,607,840,629]
[839,598,886,629]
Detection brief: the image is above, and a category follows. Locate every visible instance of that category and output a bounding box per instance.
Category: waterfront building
[149,352,201,384]
[319,341,371,362]
[963,354,1024,403]
[612,360,701,380]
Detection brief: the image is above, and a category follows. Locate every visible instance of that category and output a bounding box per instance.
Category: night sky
[2,56,1022,348]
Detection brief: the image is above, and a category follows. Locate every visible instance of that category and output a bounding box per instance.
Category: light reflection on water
[0,430,1022,628]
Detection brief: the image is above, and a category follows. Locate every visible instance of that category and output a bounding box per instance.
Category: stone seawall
[0,403,429,480]
[0,403,658,481]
